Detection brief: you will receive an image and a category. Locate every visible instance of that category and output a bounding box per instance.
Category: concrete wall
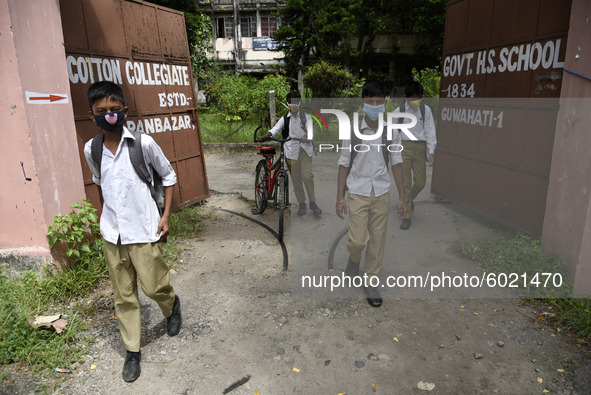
[0,0,85,265]
[543,0,591,295]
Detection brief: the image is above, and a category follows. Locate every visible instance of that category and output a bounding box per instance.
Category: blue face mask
[94,110,126,132]
[363,103,385,121]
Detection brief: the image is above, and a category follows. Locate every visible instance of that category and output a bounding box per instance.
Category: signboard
[253,36,279,51]
[59,0,209,211]
[431,0,571,236]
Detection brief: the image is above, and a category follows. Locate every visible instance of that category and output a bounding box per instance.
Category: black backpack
[90,131,165,217]
[281,111,308,140]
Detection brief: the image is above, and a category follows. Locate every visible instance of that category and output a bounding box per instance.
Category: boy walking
[83,81,181,382]
[336,81,407,307]
[395,81,437,230]
[259,91,322,216]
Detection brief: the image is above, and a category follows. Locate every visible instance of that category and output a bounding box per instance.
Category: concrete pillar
[542,0,591,296]
[0,0,85,269]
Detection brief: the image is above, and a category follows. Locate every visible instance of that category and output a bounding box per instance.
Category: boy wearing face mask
[259,91,322,217]
[83,81,181,383]
[395,81,437,231]
[336,81,407,308]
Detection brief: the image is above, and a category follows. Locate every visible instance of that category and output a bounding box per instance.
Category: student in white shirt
[336,81,408,307]
[259,91,322,217]
[395,82,437,230]
[83,81,181,383]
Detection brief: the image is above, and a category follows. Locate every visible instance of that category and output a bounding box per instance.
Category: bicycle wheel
[277,172,287,241]
[255,160,269,214]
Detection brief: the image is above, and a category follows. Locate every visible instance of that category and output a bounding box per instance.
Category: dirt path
[46,192,589,394]
[2,147,590,394]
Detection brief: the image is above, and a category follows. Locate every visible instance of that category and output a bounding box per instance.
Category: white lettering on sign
[440,107,504,128]
[66,56,190,87]
[126,115,194,134]
[442,39,565,78]
[158,92,191,107]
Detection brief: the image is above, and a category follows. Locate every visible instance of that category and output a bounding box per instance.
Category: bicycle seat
[256,146,276,156]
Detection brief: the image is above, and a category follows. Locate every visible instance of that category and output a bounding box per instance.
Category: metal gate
[432,0,572,236]
[60,0,209,211]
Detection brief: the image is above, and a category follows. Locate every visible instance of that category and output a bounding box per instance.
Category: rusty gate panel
[443,0,468,52]
[433,0,571,236]
[124,2,162,56]
[464,0,494,48]
[61,0,209,214]
[83,0,128,54]
[157,9,190,58]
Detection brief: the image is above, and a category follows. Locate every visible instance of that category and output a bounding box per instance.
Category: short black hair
[405,81,424,97]
[286,91,301,102]
[87,81,125,111]
[362,80,387,98]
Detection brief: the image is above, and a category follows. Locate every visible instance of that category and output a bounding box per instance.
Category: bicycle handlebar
[253,125,292,144]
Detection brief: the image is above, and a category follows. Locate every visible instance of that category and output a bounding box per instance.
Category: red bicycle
[253,125,291,241]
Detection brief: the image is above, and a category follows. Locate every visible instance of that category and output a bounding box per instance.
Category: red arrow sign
[28,94,67,102]
[25,91,69,104]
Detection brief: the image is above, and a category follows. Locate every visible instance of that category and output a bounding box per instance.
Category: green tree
[274,0,360,78]
[275,0,447,82]
[303,60,354,97]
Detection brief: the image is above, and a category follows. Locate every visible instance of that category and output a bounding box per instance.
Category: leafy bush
[46,200,103,269]
[411,67,441,98]
[203,72,290,135]
[303,60,354,97]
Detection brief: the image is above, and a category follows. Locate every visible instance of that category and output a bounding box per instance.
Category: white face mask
[287,100,301,111]
[363,103,385,120]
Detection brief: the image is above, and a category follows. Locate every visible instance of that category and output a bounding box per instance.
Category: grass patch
[163,203,207,262]
[459,232,591,342]
[0,201,207,377]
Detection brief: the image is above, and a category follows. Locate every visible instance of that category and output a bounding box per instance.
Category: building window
[240,16,257,38]
[261,16,277,37]
[217,17,234,39]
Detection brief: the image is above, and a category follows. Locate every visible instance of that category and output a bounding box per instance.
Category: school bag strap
[398,100,426,129]
[90,132,105,180]
[281,111,308,140]
[127,130,164,217]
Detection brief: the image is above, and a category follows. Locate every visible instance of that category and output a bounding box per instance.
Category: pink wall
[543,0,591,295]
[0,0,85,259]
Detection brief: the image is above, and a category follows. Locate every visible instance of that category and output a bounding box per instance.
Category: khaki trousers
[286,148,316,203]
[346,190,390,280]
[401,141,427,220]
[104,240,175,352]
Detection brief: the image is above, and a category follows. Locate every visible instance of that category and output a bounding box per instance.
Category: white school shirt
[393,101,437,154]
[83,127,177,245]
[268,111,314,160]
[337,117,403,198]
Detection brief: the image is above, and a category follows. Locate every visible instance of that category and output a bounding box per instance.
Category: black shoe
[297,202,307,216]
[122,351,141,382]
[345,256,360,284]
[309,201,322,216]
[364,286,382,308]
[167,295,181,336]
[400,218,411,230]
